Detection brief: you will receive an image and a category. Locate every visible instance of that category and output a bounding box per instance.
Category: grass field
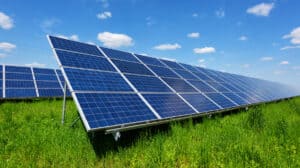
[0,97,299,167]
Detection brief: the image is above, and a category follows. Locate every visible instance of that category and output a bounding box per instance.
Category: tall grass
[0,97,299,167]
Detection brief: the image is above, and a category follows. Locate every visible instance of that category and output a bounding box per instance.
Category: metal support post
[62,82,67,124]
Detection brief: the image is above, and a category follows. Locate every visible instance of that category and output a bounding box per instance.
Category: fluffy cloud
[247,3,274,16]
[25,62,46,67]
[97,32,133,48]
[193,47,216,54]
[153,43,181,50]
[260,57,273,61]
[283,26,300,44]
[280,45,300,50]
[215,9,225,18]
[57,34,79,41]
[97,11,112,20]
[187,32,200,38]
[0,42,16,52]
[0,12,14,30]
[280,61,289,65]
[239,36,248,41]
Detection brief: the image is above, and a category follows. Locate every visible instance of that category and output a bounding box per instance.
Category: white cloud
[283,26,300,44]
[0,53,6,58]
[280,45,300,50]
[153,43,181,50]
[193,47,216,54]
[57,34,79,41]
[260,57,273,61]
[97,32,133,48]
[215,9,225,18]
[280,61,289,65]
[239,36,248,41]
[242,64,250,68]
[198,59,205,63]
[97,11,112,20]
[0,12,14,30]
[187,32,200,38]
[161,57,176,61]
[25,62,46,68]
[192,13,198,17]
[0,42,16,52]
[247,3,274,16]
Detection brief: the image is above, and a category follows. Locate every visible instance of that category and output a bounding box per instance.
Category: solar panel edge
[48,35,92,131]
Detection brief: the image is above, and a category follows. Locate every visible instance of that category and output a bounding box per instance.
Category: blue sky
[0,0,300,89]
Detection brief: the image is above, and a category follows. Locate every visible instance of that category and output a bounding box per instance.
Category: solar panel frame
[47,35,300,133]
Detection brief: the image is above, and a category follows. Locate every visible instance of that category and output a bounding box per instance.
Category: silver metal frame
[31,67,40,97]
[3,65,5,98]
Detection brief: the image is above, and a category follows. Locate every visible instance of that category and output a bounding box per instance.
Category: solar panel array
[0,64,69,99]
[48,35,300,132]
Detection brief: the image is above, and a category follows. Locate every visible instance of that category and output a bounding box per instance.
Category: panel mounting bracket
[61,82,67,124]
[112,131,121,141]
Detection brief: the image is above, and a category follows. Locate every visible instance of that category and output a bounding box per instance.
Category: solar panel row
[0,64,70,99]
[48,35,300,132]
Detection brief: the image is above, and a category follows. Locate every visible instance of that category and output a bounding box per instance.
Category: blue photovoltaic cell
[5,89,36,98]
[207,82,231,93]
[235,92,258,104]
[64,68,133,92]
[49,36,103,56]
[34,74,59,81]
[143,93,196,118]
[160,59,185,70]
[188,80,216,93]
[101,47,139,63]
[125,74,172,92]
[6,81,35,88]
[180,93,220,112]
[33,68,56,75]
[162,77,197,92]
[0,72,2,79]
[223,93,249,106]
[179,63,199,72]
[5,66,32,73]
[206,93,236,108]
[39,89,63,97]
[5,73,33,80]
[36,81,61,88]
[193,71,213,81]
[172,69,198,80]
[76,93,157,129]
[0,89,2,98]
[221,83,240,92]
[56,70,71,96]
[56,50,116,72]
[112,59,154,76]
[135,54,165,67]
[147,65,179,78]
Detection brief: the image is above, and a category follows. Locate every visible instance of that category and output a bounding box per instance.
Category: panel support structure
[31,67,39,97]
[62,82,67,124]
[3,65,5,98]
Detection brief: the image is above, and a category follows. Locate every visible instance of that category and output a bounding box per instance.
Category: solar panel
[5,66,37,98]
[142,93,196,118]
[56,50,116,72]
[48,35,300,133]
[205,93,237,108]
[147,65,179,78]
[1,64,71,99]
[162,77,197,92]
[64,68,133,92]
[125,74,172,92]
[180,93,220,112]
[160,59,185,70]
[135,54,165,67]
[111,59,154,76]
[100,47,139,63]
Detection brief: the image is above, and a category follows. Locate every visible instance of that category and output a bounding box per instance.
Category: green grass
[0,97,300,167]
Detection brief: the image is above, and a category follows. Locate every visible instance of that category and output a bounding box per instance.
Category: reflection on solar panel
[48,35,300,133]
[0,64,70,99]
